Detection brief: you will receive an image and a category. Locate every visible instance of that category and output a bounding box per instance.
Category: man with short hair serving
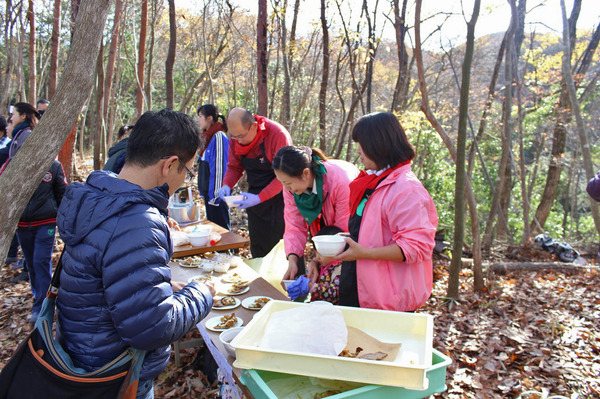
[219,107,293,258]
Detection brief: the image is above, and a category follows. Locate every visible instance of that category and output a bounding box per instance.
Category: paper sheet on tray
[343,326,402,361]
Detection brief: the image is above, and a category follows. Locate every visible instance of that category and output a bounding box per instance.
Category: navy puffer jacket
[56,171,213,380]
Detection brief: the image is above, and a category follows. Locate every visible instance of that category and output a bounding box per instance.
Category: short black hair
[352,112,414,170]
[126,109,203,168]
[0,115,6,136]
[240,109,256,129]
[36,98,49,107]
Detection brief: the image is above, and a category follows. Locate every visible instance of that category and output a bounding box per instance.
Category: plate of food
[241,296,272,310]
[222,282,250,296]
[222,273,248,284]
[205,313,243,332]
[212,296,241,310]
[187,275,212,284]
[179,256,204,268]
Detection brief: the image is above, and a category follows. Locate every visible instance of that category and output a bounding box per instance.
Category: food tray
[239,349,451,399]
[231,301,434,390]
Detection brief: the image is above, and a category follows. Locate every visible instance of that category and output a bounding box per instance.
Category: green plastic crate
[239,348,451,399]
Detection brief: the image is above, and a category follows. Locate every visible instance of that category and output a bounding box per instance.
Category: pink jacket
[283,160,359,257]
[356,164,438,312]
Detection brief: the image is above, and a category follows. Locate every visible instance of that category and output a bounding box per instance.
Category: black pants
[204,196,230,230]
[246,194,284,258]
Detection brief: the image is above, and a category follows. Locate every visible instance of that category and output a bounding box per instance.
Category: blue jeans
[136,379,154,399]
[16,224,55,314]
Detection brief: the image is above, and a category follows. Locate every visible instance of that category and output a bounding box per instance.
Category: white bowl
[312,235,346,257]
[219,327,244,358]
[188,231,210,247]
[223,195,245,208]
[282,280,295,290]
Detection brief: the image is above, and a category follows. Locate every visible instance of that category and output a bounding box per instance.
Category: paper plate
[221,286,250,296]
[241,296,273,310]
[205,315,244,332]
[212,296,241,311]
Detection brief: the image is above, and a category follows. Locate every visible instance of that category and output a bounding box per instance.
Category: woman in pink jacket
[272,146,358,285]
[335,112,438,311]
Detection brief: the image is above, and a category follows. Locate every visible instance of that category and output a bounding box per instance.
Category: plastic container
[239,349,450,399]
[231,301,434,390]
[312,235,346,256]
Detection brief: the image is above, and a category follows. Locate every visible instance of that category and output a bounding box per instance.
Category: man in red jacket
[219,107,293,257]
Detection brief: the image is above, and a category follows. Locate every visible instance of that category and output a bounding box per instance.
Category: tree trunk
[27,0,35,104]
[414,0,483,294]
[486,262,598,273]
[0,0,16,114]
[559,0,600,235]
[390,0,409,113]
[362,0,375,114]
[447,0,480,300]
[0,0,113,262]
[104,0,122,148]
[280,0,299,130]
[531,0,581,234]
[318,0,329,153]
[483,0,518,249]
[166,0,176,109]
[136,0,148,118]
[257,0,268,116]
[49,0,61,99]
[94,42,105,170]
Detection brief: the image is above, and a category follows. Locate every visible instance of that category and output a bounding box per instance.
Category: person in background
[218,108,293,257]
[334,112,438,312]
[586,173,600,259]
[0,115,9,150]
[103,124,133,174]
[8,102,39,158]
[3,103,67,322]
[56,109,214,399]
[272,145,358,281]
[196,104,230,229]
[36,99,49,117]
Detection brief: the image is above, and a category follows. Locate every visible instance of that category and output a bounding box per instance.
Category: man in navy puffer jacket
[56,109,215,399]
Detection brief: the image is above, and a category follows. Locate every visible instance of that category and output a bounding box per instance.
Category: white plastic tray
[231,301,434,390]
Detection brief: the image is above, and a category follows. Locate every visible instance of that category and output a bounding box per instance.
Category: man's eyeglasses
[161,156,195,183]
[230,124,253,141]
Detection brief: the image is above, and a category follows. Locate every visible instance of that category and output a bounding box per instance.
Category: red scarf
[233,115,266,156]
[200,121,225,156]
[349,160,410,215]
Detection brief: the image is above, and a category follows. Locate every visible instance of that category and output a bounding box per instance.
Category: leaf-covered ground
[2,244,598,398]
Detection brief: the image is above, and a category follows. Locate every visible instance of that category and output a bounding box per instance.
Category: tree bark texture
[166,0,176,109]
[448,0,481,299]
[0,0,113,263]
[0,0,16,114]
[257,0,268,116]
[94,42,105,170]
[27,0,35,104]
[49,0,61,99]
[318,0,329,153]
[136,0,148,118]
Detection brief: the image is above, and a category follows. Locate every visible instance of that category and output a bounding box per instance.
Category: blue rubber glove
[236,192,261,209]
[218,185,231,199]
[286,276,310,300]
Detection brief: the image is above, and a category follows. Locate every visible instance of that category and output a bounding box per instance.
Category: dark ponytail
[13,102,40,129]
[272,146,328,177]
[197,104,228,132]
